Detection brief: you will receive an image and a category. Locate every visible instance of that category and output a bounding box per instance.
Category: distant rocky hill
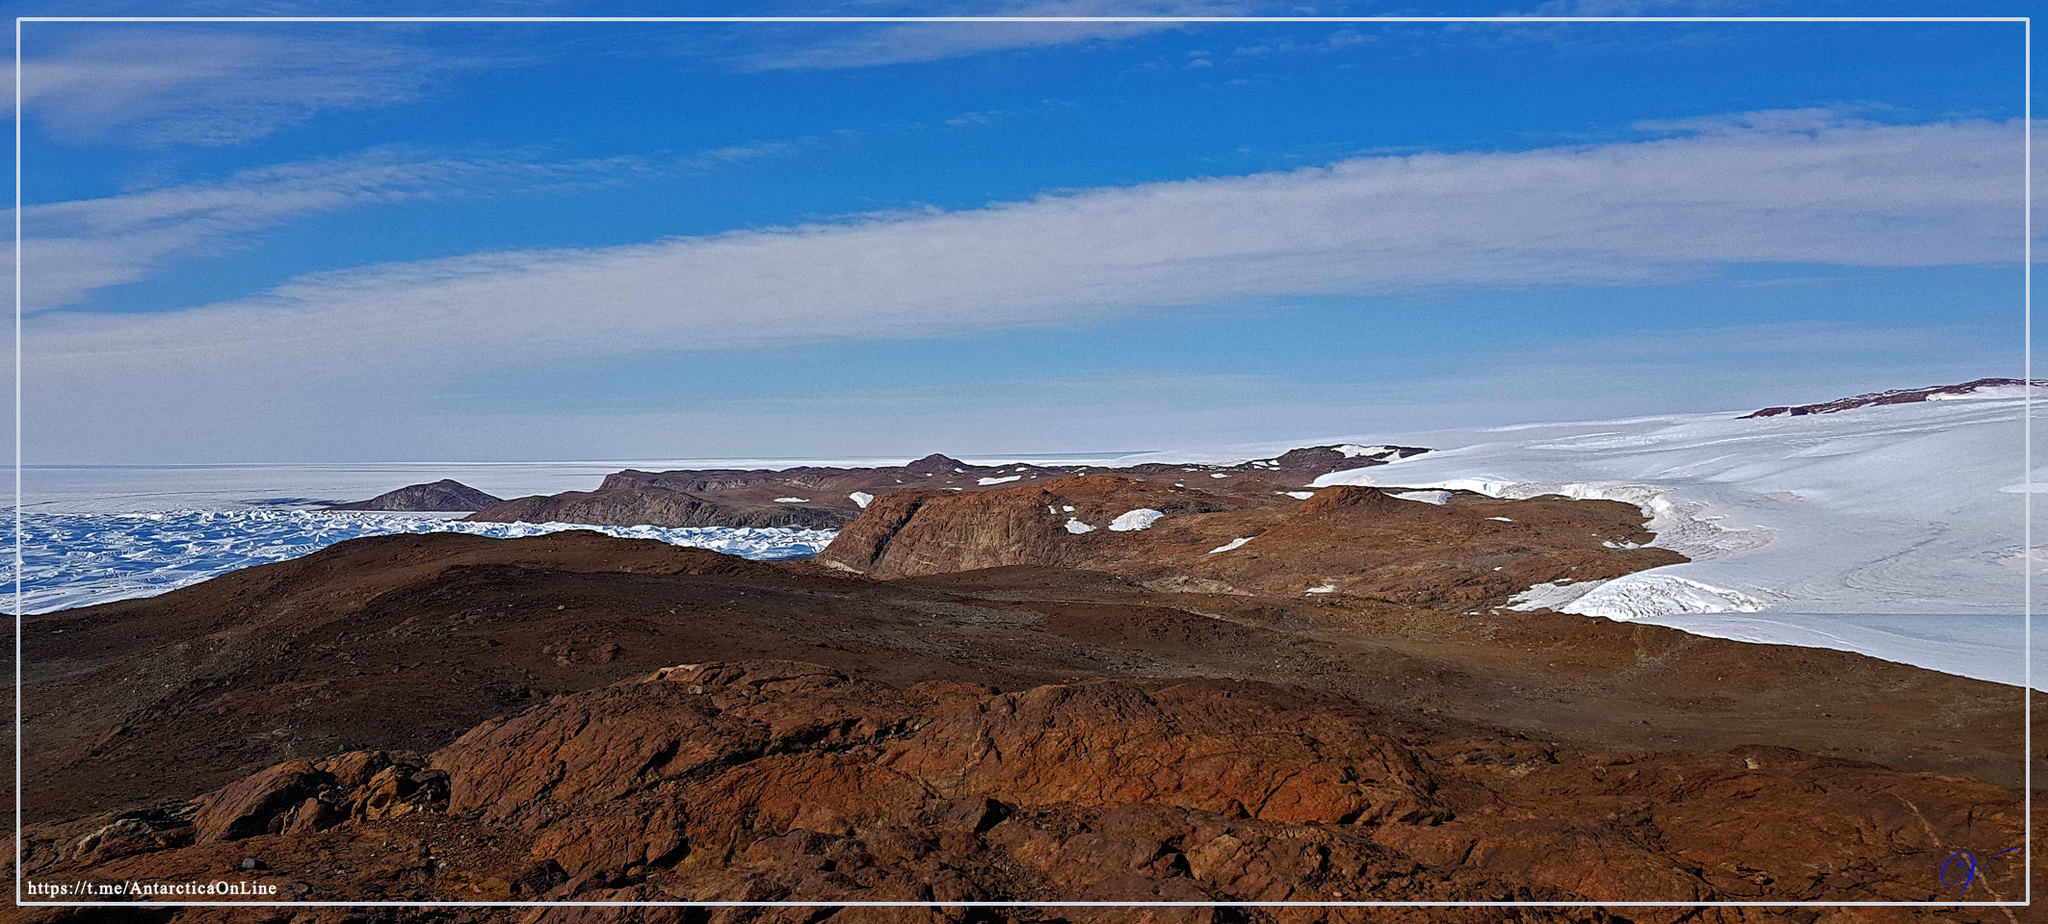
[461,446,1427,530]
[819,473,1677,600]
[326,479,501,512]
[1740,377,2037,418]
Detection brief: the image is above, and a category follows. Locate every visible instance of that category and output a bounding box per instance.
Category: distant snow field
[1297,387,2038,687]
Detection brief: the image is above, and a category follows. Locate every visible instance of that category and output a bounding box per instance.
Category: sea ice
[18,509,838,614]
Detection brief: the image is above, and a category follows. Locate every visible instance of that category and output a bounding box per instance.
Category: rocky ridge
[461,447,1428,530]
[1739,377,2039,418]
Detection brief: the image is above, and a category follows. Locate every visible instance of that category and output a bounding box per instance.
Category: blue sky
[9,8,2038,462]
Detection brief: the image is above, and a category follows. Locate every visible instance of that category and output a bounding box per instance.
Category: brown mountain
[326,479,502,512]
[460,446,1429,530]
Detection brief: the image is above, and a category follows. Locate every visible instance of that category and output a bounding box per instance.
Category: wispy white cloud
[22,115,2034,460]
[1631,106,1885,136]
[17,148,671,312]
[17,28,485,145]
[735,0,1233,71]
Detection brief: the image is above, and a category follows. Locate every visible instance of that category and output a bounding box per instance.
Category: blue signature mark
[1940,847,2021,896]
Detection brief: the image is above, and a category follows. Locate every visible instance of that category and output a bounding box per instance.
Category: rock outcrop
[820,475,1682,602]
[326,479,501,511]
[17,661,2025,912]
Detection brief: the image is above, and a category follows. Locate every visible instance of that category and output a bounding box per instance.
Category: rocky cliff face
[326,479,501,511]
[19,660,2023,913]
[820,475,1681,603]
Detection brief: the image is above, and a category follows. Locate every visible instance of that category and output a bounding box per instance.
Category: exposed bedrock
[16,660,2023,916]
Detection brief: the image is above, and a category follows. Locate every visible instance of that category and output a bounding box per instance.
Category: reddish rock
[820,474,1681,603]
[29,660,2018,916]
[188,759,332,844]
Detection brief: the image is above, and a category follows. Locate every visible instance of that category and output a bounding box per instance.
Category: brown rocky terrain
[818,476,1681,602]
[9,475,2037,920]
[15,661,2027,920]
[462,447,1427,530]
[1739,378,2039,418]
[327,479,503,512]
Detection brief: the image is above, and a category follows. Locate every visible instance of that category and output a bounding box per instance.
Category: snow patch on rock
[1508,575,1770,619]
[1108,509,1164,532]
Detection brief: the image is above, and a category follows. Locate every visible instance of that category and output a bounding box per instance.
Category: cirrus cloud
[21,114,2033,460]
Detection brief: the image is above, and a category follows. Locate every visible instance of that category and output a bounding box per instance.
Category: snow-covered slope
[1308,390,2033,620]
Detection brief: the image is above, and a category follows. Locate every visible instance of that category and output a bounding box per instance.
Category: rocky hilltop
[1739,377,2038,418]
[461,446,1427,530]
[819,475,1679,601]
[12,474,2034,918]
[326,479,502,512]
